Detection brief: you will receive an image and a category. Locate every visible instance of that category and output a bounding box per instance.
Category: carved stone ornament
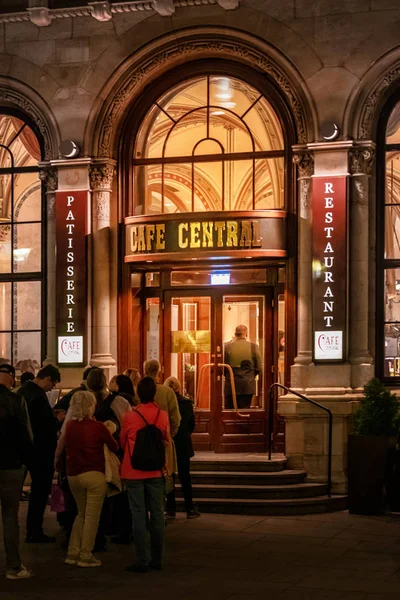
[93,191,111,221]
[88,1,112,22]
[0,88,53,159]
[293,152,314,179]
[299,178,310,215]
[47,195,56,221]
[152,0,175,16]
[97,38,308,157]
[27,7,51,27]
[353,179,368,207]
[349,148,376,176]
[359,62,400,139]
[39,168,58,193]
[89,164,116,191]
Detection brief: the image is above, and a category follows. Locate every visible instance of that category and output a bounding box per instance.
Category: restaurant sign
[125,216,286,259]
[56,191,87,365]
[312,177,347,361]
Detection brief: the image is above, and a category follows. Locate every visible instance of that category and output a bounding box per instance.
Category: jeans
[126,477,165,568]
[0,468,25,569]
[27,458,54,537]
[68,471,107,561]
[166,455,194,513]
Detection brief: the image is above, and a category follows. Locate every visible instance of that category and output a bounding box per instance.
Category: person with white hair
[164,377,200,519]
[55,390,118,568]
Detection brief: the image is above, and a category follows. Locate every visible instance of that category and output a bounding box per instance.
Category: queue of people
[0,359,200,579]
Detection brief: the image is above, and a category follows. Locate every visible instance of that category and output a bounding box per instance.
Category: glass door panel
[145,297,160,362]
[170,296,212,409]
[222,295,265,410]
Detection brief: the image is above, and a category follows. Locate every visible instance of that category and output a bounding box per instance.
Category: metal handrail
[196,362,249,417]
[268,382,332,498]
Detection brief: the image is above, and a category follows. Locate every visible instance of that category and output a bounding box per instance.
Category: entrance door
[164,288,273,453]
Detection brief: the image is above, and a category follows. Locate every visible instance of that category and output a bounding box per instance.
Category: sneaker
[64,556,78,565]
[26,533,56,544]
[187,508,201,519]
[6,565,34,580]
[165,510,176,520]
[124,564,149,573]
[77,557,101,568]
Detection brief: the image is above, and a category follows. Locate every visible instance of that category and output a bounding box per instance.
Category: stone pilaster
[348,144,375,390]
[89,160,117,374]
[291,150,314,390]
[39,166,58,366]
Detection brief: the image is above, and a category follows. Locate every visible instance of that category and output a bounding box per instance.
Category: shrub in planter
[348,378,400,515]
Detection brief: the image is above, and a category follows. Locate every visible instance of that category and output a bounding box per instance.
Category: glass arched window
[0,114,43,368]
[133,76,284,215]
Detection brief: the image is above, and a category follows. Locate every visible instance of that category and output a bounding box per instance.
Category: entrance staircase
[176,453,347,516]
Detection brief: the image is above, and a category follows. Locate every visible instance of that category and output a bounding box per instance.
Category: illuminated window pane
[14,172,41,222]
[13,223,41,273]
[0,224,11,273]
[0,332,11,362]
[14,281,41,331]
[0,282,11,330]
[15,331,41,366]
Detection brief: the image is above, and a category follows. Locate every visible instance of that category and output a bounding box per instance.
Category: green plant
[352,378,400,436]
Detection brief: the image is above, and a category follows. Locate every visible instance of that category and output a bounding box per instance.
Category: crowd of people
[0,359,200,580]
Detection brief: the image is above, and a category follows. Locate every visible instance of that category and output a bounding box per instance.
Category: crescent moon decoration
[63,141,78,158]
[323,124,339,141]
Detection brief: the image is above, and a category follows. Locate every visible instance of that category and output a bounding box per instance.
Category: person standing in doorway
[224,325,262,410]
[19,364,61,543]
[164,377,200,519]
[0,364,34,579]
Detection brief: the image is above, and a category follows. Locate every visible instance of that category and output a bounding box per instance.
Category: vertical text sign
[312,176,347,361]
[56,191,87,364]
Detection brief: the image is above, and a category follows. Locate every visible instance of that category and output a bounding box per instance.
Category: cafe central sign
[56,190,87,365]
[312,176,347,361]
[125,214,286,260]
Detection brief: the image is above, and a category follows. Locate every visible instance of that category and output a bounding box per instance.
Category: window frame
[0,109,46,367]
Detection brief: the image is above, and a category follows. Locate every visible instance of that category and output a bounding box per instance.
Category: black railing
[268,383,333,498]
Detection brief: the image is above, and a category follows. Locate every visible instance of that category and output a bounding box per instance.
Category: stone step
[175,482,327,500]
[190,458,287,473]
[176,495,348,516]
[190,469,307,486]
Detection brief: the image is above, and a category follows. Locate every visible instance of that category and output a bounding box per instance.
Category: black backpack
[130,408,165,471]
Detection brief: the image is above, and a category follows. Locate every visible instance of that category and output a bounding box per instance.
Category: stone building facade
[1,0,400,491]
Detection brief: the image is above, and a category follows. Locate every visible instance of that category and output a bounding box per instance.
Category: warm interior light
[13,248,31,262]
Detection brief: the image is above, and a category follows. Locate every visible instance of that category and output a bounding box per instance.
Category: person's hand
[53,409,66,423]
[103,419,117,435]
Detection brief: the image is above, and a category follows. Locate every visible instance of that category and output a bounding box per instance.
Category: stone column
[39,167,58,366]
[348,146,375,390]
[291,151,314,389]
[89,161,117,375]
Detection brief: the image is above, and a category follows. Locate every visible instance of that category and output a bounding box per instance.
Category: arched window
[0,113,43,369]
[133,75,284,215]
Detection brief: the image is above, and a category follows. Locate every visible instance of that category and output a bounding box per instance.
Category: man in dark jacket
[164,377,200,519]
[19,364,61,543]
[224,324,262,409]
[0,363,34,579]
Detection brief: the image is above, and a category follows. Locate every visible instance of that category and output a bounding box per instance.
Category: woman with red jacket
[121,377,170,573]
[55,390,118,568]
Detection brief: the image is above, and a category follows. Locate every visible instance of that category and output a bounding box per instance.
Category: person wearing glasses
[19,364,61,543]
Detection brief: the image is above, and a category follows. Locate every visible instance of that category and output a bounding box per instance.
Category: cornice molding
[0,0,240,26]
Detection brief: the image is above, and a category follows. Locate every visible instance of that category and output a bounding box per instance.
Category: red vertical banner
[56,191,88,365]
[312,176,347,361]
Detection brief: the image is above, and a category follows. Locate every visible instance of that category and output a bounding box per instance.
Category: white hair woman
[55,390,118,568]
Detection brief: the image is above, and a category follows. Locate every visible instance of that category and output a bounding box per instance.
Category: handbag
[50,483,65,513]
[104,445,122,498]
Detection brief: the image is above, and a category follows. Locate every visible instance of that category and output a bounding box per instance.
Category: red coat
[120,402,170,480]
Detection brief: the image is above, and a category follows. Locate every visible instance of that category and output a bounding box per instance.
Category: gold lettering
[202,222,213,248]
[155,224,165,250]
[178,223,189,249]
[137,225,146,252]
[190,222,201,248]
[226,221,238,247]
[239,221,252,248]
[214,222,226,248]
[130,226,138,253]
[145,224,155,251]
[251,220,262,247]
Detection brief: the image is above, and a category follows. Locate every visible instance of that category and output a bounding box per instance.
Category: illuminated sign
[211,272,230,285]
[312,177,347,361]
[125,214,287,261]
[58,336,84,364]
[56,191,87,365]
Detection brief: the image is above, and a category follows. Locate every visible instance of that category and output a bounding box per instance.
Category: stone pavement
[1,505,400,599]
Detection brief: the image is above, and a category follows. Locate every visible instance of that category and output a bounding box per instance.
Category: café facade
[1,0,400,491]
